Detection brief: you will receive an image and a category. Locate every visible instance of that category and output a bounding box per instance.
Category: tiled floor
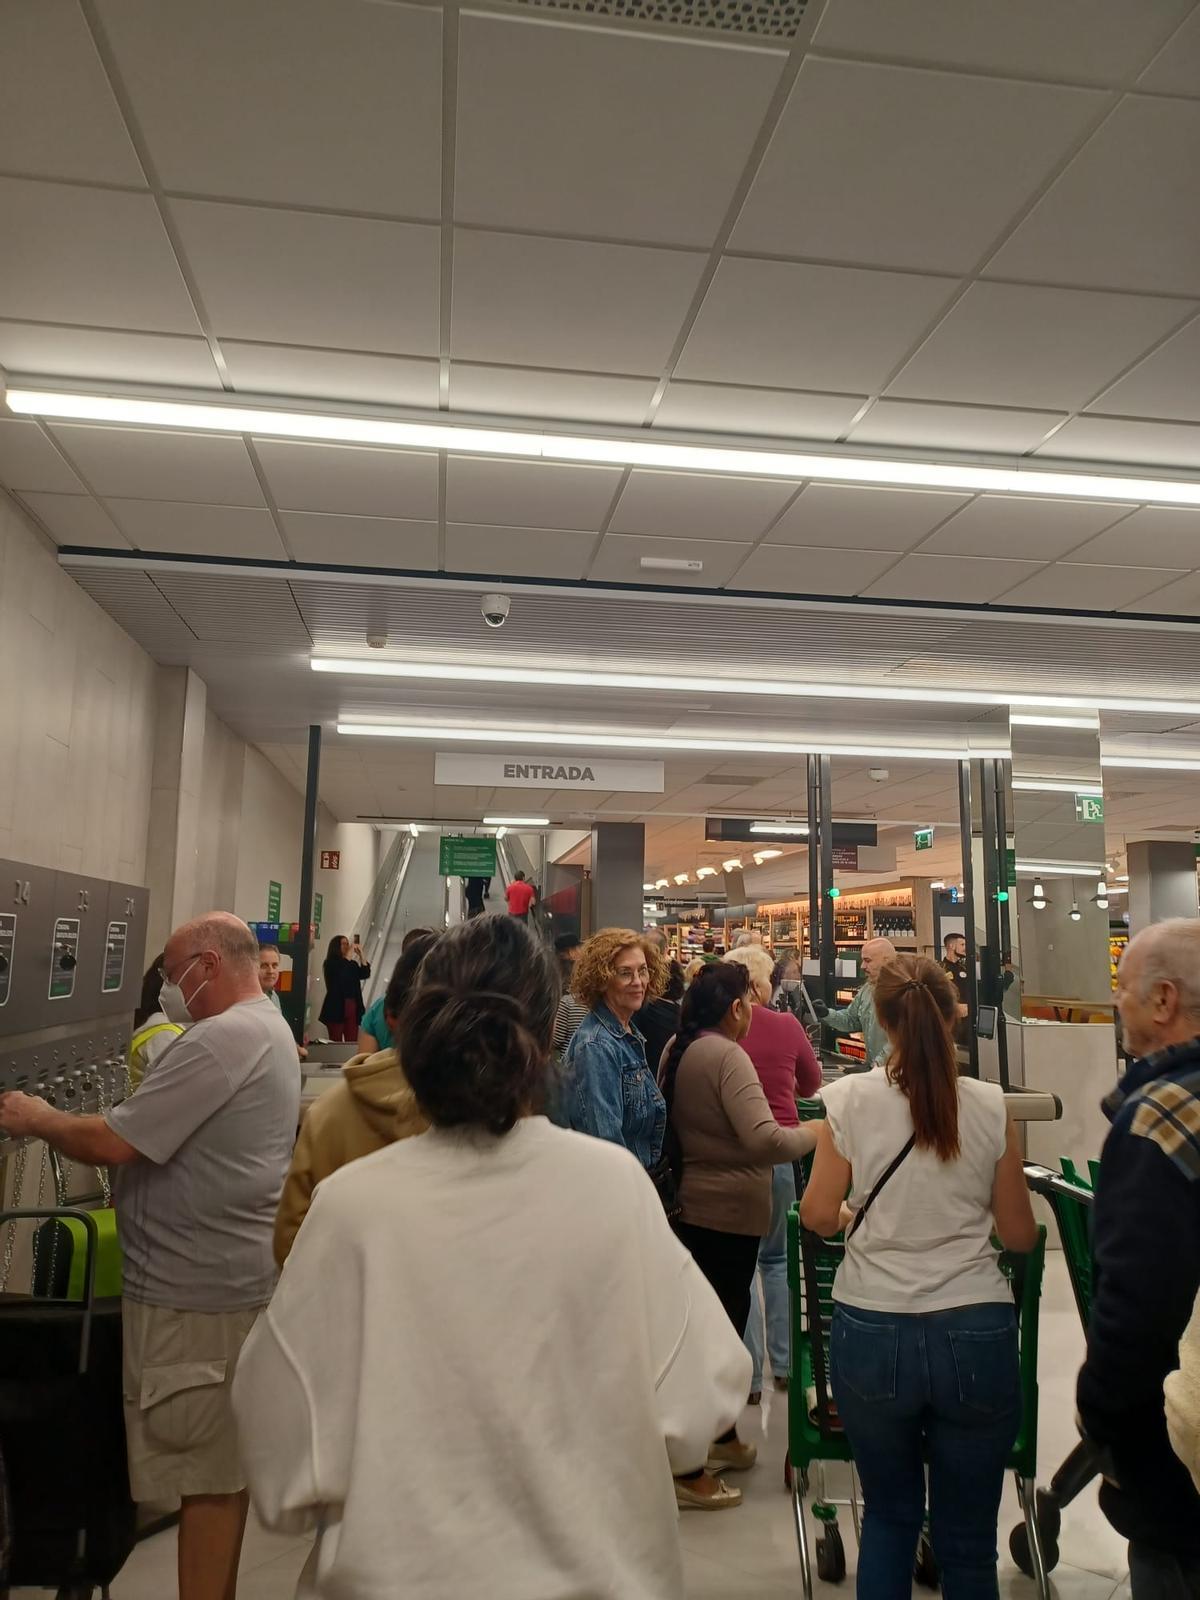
[46,1255,1130,1599]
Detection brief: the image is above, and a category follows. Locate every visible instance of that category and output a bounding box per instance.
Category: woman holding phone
[319,933,372,1043]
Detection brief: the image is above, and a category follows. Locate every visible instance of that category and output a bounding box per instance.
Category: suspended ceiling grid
[0,0,1198,615]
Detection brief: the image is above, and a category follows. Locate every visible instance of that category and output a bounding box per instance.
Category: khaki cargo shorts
[122,1299,262,1501]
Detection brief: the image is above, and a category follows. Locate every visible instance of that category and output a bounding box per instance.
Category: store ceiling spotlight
[1093,879,1110,910]
[655,878,669,889]
[312,656,1200,719]
[1069,900,1083,921]
[750,821,808,835]
[335,722,1008,761]
[408,822,420,838]
[642,882,656,892]
[696,866,718,879]
[753,849,783,864]
[482,815,549,826]
[1029,881,1048,910]
[12,384,1200,508]
[722,858,743,872]
[674,872,691,885]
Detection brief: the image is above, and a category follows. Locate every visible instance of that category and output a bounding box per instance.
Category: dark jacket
[634,997,680,1080]
[318,956,371,1026]
[1077,1038,1200,1552]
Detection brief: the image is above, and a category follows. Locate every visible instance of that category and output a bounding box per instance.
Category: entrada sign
[435,752,665,793]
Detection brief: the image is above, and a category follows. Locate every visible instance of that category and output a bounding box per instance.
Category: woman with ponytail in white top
[802,955,1037,1600]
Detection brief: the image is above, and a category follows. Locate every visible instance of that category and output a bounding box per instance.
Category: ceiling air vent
[511,0,810,40]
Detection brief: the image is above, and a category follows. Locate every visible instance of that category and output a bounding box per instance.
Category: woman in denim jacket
[566,928,669,1168]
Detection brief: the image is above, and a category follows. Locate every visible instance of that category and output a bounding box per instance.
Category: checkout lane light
[1029,880,1048,911]
[722,858,743,872]
[827,886,841,899]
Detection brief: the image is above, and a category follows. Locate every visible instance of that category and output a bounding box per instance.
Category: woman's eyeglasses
[614,965,650,984]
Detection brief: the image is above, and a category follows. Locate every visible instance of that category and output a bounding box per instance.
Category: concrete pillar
[590,821,645,932]
[144,666,208,956]
[1127,840,1199,934]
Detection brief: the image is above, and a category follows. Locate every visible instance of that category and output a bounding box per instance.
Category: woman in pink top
[726,945,822,1403]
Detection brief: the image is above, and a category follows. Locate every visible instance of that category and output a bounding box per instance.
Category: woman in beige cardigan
[660,960,816,1510]
[1167,1295,1200,1492]
[274,930,439,1264]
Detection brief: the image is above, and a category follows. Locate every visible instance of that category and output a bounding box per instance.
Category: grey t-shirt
[107,995,301,1312]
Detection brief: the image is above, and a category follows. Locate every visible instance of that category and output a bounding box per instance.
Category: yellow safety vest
[128,1019,183,1088]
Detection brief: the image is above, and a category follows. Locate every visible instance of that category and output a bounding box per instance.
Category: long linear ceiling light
[1102,754,1200,771]
[335,722,1008,761]
[1012,779,1104,795]
[1015,860,1106,876]
[310,657,1200,718]
[9,385,1200,508]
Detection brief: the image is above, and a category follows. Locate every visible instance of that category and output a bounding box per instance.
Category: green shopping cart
[785,1207,1050,1600]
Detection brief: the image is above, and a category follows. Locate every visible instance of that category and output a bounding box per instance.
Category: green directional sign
[914,827,934,851]
[439,835,498,877]
[267,879,282,921]
[313,892,323,935]
[1074,793,1104,824]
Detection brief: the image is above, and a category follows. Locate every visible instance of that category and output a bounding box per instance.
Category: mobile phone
[354,933,361,944]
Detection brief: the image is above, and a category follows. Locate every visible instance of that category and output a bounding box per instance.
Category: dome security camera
[481,593,511,629]
[365,631,388,649]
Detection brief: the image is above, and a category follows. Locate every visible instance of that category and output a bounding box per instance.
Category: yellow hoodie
[274,1047,429,1266]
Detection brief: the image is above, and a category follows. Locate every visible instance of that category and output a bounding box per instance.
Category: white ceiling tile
[677,259,956,392]
[1122,570,1200,616]
[987,97,1200,295]
[1039,415,1200,468]
[766,484,967,552]
[1138,7,1200,96]
[450,231,707,376]
[222,343,439,407]
[591,534,750,588]
[0,419,84,493]
[998,560,1188,611]
[653,383,865,440]
[731,543,899,594]
[280,511,438,570]
[862,552,1044,603]
[1063,507,1200,566]
[919,495,1127,559]
[445,457,622,531]
[812,0,1193,86]
[448,365,655,425]
[445,524,596,580]
[170,200,439,354]
[0,322,219,387]
[455,14,783,246]
[0,178,199,333]
[1088,315,1200,422]
[889,282,1193,409]
[849,399,1062,454]
[49,424,264,504]
[96,0,441,216]
[16,491,129,548]
[255,440,439,518]
[733,59,1104,272]
[105,499,285,559]
[0,0,144,184]
[610,470,795,542]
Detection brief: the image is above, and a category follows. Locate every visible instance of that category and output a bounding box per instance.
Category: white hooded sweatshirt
[233,1116,751,1600]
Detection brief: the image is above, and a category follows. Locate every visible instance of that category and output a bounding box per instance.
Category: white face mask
[160,956,209,1026]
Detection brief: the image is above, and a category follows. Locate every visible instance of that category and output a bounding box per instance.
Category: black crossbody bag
[845,1134,916,1239]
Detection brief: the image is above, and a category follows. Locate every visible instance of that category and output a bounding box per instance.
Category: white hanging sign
[435,752,665,793]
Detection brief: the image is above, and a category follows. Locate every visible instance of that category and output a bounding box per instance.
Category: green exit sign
[1075,793,1104,824]
[914,827,934,851]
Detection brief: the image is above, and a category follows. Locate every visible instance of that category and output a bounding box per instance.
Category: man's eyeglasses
[614,965,650,984]
[158,952,203,983]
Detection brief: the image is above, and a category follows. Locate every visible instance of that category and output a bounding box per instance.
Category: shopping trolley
[1007,1163,1101,1578]
[785,1206,1050,1600]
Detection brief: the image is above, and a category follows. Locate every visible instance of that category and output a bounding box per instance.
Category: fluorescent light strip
[482,815,549,826]
[1012,779,1104,795]
[10,386,1200,508]
[1102,755,1200,772]
[310,656,1200,719]
[335,722,1008,761]
[1009,714,1100,729]
[751,821,808,835]
[1015,861,1106,876]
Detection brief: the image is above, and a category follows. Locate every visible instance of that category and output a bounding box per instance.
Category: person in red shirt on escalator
[505,871,537,920]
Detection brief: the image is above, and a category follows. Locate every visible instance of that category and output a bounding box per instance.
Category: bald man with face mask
[823,937,897,1071]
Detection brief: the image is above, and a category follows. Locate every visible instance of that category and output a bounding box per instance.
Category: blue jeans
[830,1301,1020,1600]
[745,1161,795,1389]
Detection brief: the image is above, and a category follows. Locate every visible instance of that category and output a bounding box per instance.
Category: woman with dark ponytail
[663,961,816,1511]
[234,915,752,1599]
[802,954,1037,1600]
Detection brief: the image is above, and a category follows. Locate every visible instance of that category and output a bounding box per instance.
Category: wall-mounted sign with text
[435,752,665,793]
